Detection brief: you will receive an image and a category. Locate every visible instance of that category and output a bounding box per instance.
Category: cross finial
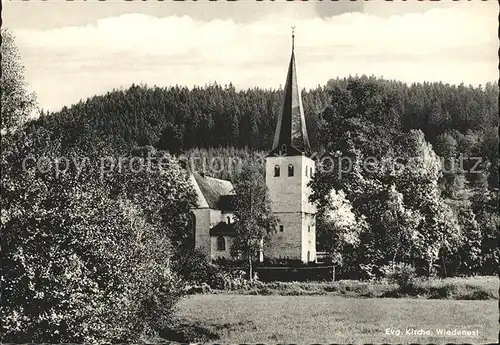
[291,26,295,51]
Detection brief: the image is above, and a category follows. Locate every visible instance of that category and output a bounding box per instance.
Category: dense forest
[31,76,499,185]
[34,78,497,151]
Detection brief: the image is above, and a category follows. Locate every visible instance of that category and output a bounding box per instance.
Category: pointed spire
[271,28,311,156]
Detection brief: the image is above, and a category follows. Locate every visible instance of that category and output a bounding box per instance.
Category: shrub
[380,262,417,291]
[173,251,261,291]
[2,195,184,343]
[211,269,252,290]
[461,290,495,300]
[172,248,221,285]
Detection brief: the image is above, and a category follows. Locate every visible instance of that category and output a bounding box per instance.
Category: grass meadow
[170,294,497,344]
[164,276,498,343]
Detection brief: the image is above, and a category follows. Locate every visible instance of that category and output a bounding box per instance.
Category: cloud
[13,3,497,111]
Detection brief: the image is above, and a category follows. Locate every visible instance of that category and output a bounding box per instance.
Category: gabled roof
[271,32,311,156]
[190,172,234,209]
[209,222,236,237]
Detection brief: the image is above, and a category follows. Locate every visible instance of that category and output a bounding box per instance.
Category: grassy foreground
[169,294,497,343]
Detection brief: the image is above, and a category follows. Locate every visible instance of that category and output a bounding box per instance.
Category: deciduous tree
[231,162,277,279]
[1,29,37,132]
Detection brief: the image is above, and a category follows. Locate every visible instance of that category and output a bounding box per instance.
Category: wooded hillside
[32,77,497,155]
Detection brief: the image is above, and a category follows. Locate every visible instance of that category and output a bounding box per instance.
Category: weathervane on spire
[291,26,296,51]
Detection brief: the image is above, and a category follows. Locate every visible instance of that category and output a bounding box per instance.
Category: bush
[380,262,417,291]
[210,269,255,290]
[2,196,184,343]
[172,251,263,291]
[172,248,221,285]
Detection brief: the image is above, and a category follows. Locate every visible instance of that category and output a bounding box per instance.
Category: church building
[190,32,317,263]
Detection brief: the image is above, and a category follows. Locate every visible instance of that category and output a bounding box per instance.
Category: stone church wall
[301,212,316,262]
[194,208,222,257]
[264,212,303,260]
[193,208,211,257]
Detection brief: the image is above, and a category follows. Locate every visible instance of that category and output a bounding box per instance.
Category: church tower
[264,29,316,263]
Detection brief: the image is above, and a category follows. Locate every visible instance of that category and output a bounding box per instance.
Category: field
[170,294,498,344]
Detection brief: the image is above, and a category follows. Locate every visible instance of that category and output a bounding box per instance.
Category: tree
[105,145,198,251]
[446,203,482,275]
[1,127,193,342]
[311,78,466,277]
[231,161,277,279]
[434,131,458,158]
[471,189,500,275]
[1,29,37,132]
[393,130,462,275]
[316,189,363,266]
[318,79,399,157]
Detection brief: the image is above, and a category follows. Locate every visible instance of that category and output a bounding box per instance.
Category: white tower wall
[265,155,317,262]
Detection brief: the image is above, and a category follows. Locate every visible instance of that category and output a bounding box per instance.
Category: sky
[3,0,498,112]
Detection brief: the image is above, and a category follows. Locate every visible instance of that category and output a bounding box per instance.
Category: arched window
[310,167,313,177]
[305,166,308,176]
[280,144,287,156]
[288,164,294,177]
[227,216,231,224]
[274,165,280,177]
[307,251,311,262]
[216,236,226,251]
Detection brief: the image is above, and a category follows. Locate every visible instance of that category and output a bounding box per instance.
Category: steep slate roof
[209,222,236,236]
[191,172,234,209]
[188,174,209,208]
[270,32,311,157]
